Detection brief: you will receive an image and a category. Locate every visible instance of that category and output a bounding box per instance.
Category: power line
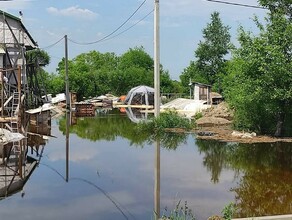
[40,163,132,220]
[205,0,266,10]
[69,0,147,45]
[39,36,65,50]
[99,10,154,43]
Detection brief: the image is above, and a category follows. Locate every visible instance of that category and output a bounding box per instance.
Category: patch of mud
[195,102,292,143]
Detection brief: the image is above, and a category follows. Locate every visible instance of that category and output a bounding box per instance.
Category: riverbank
[194,102,292,143]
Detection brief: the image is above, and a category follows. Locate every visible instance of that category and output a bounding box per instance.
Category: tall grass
[160,200,196,220]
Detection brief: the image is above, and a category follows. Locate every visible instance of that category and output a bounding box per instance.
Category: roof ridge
[0,10,21,22]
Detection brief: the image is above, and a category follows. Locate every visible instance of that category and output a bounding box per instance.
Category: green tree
[55,51,118,100]
[115,46,179,95]
[115,46,154,94]
[46,72,64,96]
[223,12,292,136]
[195,11,232,86]
[51,47,180,99]
[26,49,50,66]
[25,49,51,102]
[258,0,292,19]
[180,61,209,94]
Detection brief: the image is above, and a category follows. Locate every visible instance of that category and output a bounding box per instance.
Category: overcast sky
[0,0,267,80]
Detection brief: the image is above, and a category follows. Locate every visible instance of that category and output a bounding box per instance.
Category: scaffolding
[0,10,45,126]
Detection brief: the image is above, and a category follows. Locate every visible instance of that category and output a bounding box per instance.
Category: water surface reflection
[0,109,290,220]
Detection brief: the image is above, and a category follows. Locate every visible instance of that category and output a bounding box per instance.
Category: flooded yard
[0,109,291,220]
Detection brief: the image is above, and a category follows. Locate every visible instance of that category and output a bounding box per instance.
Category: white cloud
[0,0,32,11]
[47,5,98,20]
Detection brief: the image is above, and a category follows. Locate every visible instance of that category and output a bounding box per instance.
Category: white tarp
[0,128,25,144]
[51,93,66,104]
[124,85,154,106]
[161,98,211,117]
[125,107,149,123]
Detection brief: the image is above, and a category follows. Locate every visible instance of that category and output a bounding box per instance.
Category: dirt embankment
[194,102,292,143]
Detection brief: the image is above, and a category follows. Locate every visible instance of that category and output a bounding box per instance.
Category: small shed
[124,85,154,106]
[190,82,212,105]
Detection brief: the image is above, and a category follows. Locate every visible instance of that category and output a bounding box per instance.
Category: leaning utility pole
[154,0,160,117]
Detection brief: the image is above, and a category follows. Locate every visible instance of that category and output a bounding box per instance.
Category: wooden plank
[0,95,13,112]
[114,104,154,109]
[0,117,17,123]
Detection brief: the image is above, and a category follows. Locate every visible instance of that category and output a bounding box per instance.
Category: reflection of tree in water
[149,132,190,150]
[232,168,292,218]
[58,110,189,149]
[58,110,149,145]
[228,142,292,218]
[196,139,231,183]
[197,140,292,217]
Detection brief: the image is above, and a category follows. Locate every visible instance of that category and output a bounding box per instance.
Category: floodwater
[0,109,291,220]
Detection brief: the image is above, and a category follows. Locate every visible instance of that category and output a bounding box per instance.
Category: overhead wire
[99,9,154,43]
[68,0,148,45]
[40,162,133,220]
[205,0,266,9]
[39,36,65,50]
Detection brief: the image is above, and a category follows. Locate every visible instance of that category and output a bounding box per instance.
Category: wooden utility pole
[154,0,160,117]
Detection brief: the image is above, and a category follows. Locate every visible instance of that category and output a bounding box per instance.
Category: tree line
[30,0,292,137]
[35,46,183,101]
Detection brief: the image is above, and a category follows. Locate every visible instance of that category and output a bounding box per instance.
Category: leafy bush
[221,203,235,220]
[137,110,194,133]
[194,112,203,120]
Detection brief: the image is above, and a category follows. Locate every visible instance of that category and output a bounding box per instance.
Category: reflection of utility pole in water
[154,140,160,219]
[66,111,70,182]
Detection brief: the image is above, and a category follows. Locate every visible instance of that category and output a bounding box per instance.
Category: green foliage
[194,112,203,120]
[137,111,194,133]
[161,201,196,220]
[180,61,209,94]
[26,49,50,66]
[58,109,148,145]
[223,12,292,136]
[195,12,232,86]
[134,111,195,150]
[46,46,180,100]
[118,46,153,71]
[58,109,192,149]
[258,0,292,18]
[221,203,235,220]
[180,12,232,93]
